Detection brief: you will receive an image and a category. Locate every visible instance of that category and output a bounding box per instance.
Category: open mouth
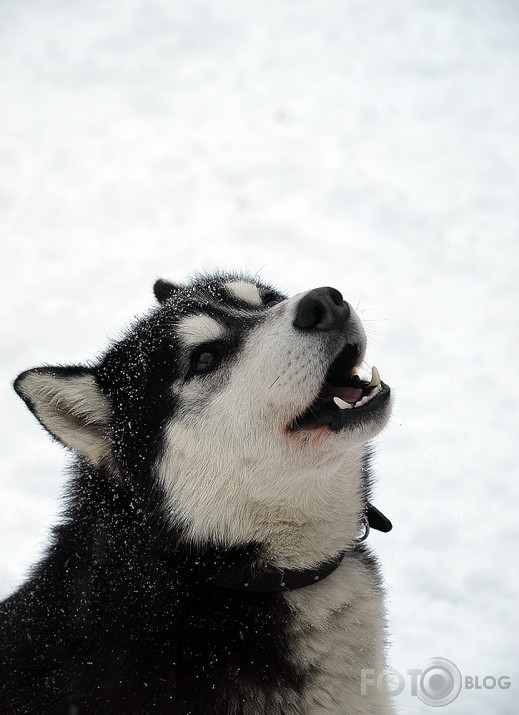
[288,343,390,432]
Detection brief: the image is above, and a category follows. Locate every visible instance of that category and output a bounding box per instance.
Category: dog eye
[192,348,219,374]
[264,295,282,308]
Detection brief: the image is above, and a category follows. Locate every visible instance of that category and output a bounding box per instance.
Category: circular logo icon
[417,658,462,706]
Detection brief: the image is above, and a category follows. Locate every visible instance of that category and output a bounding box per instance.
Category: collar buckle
[356,513,370,542]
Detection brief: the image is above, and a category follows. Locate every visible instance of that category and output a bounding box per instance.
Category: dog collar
[208,503,392,593]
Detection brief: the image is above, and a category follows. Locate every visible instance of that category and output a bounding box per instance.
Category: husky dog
[0,272,394,714]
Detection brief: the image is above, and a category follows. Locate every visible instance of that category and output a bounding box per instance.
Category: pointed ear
[153,278,182,304]
[14,366,111,466]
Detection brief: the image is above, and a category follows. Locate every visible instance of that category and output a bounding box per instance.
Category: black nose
[293,287,350,331]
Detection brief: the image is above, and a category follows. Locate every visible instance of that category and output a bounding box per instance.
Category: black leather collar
[208,503,392,593]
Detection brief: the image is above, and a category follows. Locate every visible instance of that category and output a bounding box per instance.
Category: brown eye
[192,349,219,373]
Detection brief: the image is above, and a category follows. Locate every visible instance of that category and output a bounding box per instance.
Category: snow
[1,0,518,712]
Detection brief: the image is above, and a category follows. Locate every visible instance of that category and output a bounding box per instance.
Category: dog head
[14,272,391,551]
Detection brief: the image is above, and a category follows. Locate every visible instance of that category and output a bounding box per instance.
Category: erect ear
[153,278,182,304]
[14,366,111,466]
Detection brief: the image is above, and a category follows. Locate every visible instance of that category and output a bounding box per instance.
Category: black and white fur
[0,272,394,714]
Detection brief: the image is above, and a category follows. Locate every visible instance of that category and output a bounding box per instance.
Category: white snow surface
[1,1,518,712]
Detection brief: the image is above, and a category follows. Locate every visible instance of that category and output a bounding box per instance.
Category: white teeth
[333,396,353,410]
[358,383,382,406]
[334,383,383,411]
[333,368,383,413]
[368,366,381,388]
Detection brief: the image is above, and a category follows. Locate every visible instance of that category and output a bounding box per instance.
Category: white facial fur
[158,289,391,566]
[176,314,225,347]
[223,280,264,306]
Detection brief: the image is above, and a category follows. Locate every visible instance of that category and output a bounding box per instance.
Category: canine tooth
[334,396,352,410]
[368,366,381,388]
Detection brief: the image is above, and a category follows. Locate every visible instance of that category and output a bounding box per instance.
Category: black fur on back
[0,463,302,714]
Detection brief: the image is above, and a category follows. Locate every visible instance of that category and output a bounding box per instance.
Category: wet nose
[293,287,350,331]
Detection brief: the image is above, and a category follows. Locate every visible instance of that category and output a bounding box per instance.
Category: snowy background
[1,1,518,712]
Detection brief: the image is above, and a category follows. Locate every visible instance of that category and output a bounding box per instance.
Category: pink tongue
[321,385,363,404]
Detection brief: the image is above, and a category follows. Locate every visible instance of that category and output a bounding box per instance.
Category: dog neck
[164,444,370,570]
[158,378,387,568]
[207,506,391,593]
[256,448,369,569]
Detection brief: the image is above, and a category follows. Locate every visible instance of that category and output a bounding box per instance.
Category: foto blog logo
[361,657,512,707]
